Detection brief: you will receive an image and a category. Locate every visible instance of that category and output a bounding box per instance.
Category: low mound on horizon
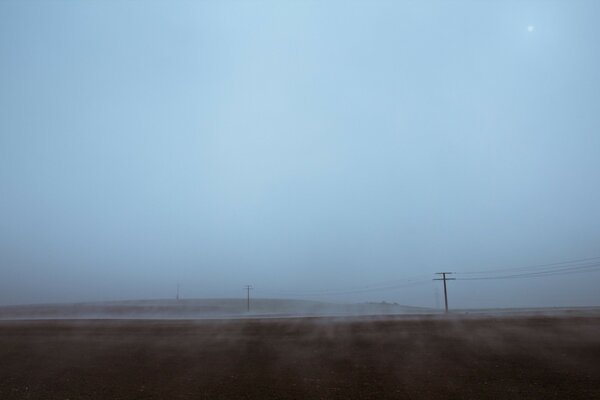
[0,298,434,319]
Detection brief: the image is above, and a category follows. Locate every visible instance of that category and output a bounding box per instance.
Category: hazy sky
[1,0,599,308]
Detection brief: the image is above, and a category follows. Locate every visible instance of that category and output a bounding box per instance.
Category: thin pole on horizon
[244,285,253,312]
[434,272,455,312]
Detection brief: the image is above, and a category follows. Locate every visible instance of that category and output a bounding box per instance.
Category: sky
[1,0,599,308]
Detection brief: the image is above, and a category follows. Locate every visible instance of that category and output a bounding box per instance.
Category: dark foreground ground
[0,315,599,399]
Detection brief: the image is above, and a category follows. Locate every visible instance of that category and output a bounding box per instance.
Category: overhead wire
[255,278,433,297]
[253,256,600,297]
[454,256,600,275]
[455,258,600,281]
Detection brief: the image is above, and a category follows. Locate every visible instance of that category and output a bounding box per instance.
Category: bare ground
[0,315,598,399]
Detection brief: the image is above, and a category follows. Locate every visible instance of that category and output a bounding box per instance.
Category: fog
[1,1,599,309]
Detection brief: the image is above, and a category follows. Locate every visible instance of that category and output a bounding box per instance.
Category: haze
[1,0,599,309]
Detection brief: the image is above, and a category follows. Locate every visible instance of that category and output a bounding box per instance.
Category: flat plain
[0,314,599,399]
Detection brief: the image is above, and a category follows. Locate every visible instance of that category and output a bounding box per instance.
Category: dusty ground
[0,315,598,399]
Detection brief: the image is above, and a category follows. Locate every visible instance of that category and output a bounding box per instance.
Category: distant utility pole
[244,285,253,312]
[434,272,455,313]
[176,283,180,301]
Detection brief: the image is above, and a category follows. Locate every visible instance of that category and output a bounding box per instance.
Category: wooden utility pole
[434,272,455,312]
[244,285,253,312]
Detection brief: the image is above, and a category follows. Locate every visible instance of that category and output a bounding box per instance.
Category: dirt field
[0,315,598,399]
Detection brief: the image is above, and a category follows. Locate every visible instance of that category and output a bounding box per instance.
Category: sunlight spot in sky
[527,25,534,32]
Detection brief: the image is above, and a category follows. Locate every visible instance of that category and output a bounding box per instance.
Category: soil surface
[0,315,599,399]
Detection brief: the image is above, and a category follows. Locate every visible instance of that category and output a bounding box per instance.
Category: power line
[256,273,433,297]
[456,262,600,281]
[256,279,433,297]
[247,255,600,305]
[256,258,600,298]
[455,256,600,275]
[340,274,433,291]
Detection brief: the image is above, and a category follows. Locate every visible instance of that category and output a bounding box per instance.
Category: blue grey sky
[1,1,599,308]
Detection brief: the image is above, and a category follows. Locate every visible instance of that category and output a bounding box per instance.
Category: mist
[1,1,599,309]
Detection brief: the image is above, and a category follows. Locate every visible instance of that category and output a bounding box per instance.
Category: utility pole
[434,272,455,313]
[176,283,180,301]
[244,285,253,312]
